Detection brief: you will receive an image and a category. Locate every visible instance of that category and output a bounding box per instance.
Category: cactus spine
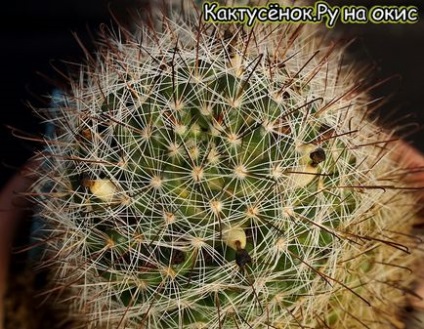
[31,1,419,328]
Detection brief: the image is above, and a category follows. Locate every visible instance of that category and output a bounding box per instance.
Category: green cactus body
[31,1,419,328]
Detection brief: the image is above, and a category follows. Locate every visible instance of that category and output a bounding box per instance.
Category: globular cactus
[30,1,421,328]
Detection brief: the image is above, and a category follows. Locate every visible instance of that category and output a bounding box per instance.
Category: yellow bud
[287,164,319,189]
[84,179,119,203]
[222,226,246,250]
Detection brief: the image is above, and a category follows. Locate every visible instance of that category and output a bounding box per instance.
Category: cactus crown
[32,1,418,328]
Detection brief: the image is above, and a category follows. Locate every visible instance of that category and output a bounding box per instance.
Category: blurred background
[0,0,423,186]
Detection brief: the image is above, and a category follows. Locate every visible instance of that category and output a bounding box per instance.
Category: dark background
[1,0,423,186]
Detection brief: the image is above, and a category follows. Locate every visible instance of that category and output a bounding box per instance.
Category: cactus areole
[31,1,419,328]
